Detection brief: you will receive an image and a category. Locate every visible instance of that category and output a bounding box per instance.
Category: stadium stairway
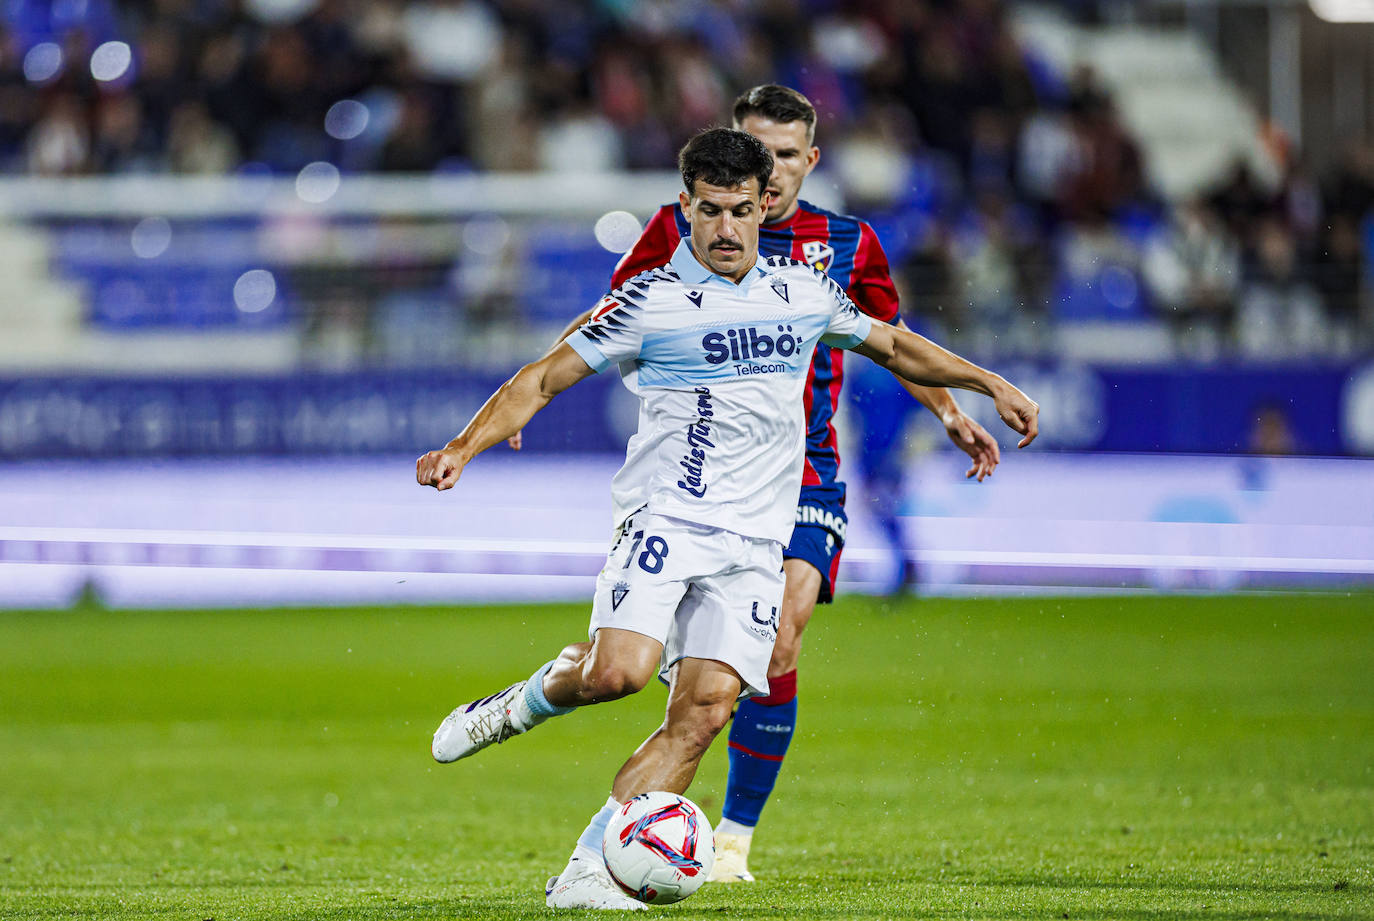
[0,222,86,369]
[1013,6,1279,202]
[0,220,297,374]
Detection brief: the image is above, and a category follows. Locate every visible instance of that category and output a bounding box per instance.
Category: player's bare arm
[854,322,1039,448]
[889,319,1001,480]
[418,343,595,490]
[499,307,596,452]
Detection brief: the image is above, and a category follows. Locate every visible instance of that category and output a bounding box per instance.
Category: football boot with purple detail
[431,682,528,763]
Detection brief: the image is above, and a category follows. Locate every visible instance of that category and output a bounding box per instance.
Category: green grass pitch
[1,593,1371,920]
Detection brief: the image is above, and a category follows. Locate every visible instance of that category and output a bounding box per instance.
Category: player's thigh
[589,511,695,651]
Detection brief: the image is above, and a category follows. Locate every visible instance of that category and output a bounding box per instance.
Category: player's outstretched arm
[854,322,1039,448]
[888,320,1000,480]
[504,307,596,451]
[417,343,595,491]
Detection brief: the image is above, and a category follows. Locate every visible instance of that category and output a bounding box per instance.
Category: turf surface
[1,594,1371,920]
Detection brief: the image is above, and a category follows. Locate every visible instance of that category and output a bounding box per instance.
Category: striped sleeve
[848,221,901,323]
[820,273,873,349]
[567,287,649,372]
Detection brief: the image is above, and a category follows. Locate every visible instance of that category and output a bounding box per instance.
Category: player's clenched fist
[416,448,467,491]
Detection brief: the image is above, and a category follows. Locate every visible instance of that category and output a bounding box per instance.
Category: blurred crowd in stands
[1,0,1370,360]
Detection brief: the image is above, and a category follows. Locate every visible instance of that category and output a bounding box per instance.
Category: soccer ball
[601,791,715,904]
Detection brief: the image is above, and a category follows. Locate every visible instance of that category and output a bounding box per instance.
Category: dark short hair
[732,84,817,143]
[678,127,774,199]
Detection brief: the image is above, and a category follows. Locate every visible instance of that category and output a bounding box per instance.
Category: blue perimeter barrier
[1,361,1371,458]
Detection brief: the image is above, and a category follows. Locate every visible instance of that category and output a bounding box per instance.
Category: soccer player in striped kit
[525,86,1004,883]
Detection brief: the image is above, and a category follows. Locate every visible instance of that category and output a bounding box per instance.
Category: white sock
[511,660,575,732]
[716,818,754,837]
[566,795,621,868]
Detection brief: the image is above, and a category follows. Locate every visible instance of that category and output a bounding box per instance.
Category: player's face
[679,178,769,283]
[735,114,819,224]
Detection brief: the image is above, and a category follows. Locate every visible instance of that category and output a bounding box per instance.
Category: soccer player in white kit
[417,128,1039,910]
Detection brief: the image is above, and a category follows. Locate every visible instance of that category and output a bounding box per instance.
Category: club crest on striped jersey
[802,240,834,272]
[770,277,789,303]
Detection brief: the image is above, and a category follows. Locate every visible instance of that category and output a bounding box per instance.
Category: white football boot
[431,682,529,763]
[545,857,648,910]
[707,832,755,883]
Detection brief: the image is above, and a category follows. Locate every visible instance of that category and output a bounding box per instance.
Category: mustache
[710,240,742,251]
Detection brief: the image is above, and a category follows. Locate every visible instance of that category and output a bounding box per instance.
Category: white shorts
[589,510,784,698]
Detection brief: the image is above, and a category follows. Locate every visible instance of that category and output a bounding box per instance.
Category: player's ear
[806,145,821,175]
[679,190,691,217]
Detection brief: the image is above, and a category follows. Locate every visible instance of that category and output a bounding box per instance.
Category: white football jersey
[566,239,873,544]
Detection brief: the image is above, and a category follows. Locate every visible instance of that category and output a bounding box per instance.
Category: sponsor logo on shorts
[678,387,715,498]
[748,601,778,641]
[795,505,847,540]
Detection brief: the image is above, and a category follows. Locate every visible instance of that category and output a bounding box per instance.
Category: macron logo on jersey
[686,290,704,308]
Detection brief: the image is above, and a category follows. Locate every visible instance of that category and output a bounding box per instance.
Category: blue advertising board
[0,361,1370,458]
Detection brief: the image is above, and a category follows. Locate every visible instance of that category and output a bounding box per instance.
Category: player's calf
[711,668,799,881]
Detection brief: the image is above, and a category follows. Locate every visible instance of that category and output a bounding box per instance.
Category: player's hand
[507,431,522,451]
[990,380,1040,449]
[416,448,468,491]
[940,408,1000,481]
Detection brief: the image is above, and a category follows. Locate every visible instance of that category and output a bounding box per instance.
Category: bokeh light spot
[594,211,643,254]
[89,41,132,82]
[130,217,172,259]
[233,269,277,313]
[324,100,369,140]
[23,43,63,83]
[295,161,341,204]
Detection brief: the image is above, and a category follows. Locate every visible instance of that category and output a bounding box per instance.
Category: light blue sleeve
[566,331,613,373]
[565,295,647,372]
[819,288,874,349]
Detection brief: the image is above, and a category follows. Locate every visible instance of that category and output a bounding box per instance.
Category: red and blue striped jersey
[610,199,900,489]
